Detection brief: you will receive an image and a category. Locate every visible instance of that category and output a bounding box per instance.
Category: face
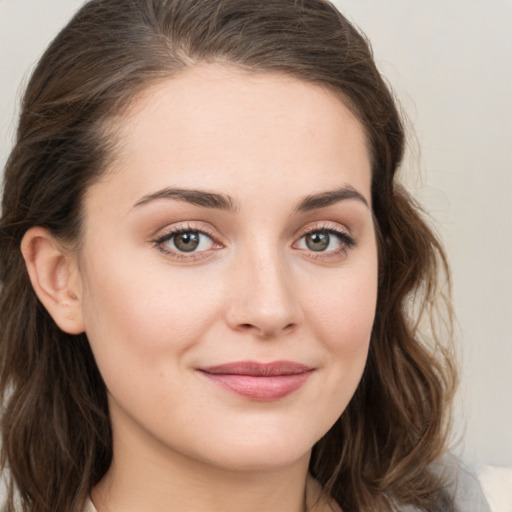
[77,64,378,472]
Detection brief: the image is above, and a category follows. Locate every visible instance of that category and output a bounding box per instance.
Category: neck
[93,455,312,512]
[91,415,315,512]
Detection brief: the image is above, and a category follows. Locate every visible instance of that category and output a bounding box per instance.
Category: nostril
[237,322,297,337]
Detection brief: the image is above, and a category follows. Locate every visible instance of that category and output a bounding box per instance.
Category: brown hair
[0,1,457,511]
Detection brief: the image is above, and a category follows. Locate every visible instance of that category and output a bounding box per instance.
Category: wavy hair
[0,1,457,511]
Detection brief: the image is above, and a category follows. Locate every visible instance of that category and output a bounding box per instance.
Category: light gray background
[1,0,511,468]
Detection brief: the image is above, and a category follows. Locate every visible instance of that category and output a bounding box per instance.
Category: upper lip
[199,360,313,376]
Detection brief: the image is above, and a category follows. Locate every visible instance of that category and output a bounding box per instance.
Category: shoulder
[436,454,490,512]
[398,454,491,512]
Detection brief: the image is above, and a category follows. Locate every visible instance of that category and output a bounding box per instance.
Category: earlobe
[21,227,85,335]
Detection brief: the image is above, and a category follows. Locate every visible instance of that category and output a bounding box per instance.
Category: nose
[225,248,302,338]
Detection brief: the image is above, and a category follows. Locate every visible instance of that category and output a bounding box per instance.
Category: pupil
[174,232,200,252]
[306,232,329,251]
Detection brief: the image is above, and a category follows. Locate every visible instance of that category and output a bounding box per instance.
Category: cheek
[301,258,378,386]
[308,261,377,343]
[79,251,225,364]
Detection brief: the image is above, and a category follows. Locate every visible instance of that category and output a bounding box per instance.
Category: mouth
[197,361,314,401]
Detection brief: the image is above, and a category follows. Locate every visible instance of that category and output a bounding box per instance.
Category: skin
[23,64,378,512]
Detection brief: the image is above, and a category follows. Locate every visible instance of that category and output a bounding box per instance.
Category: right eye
[154,226,219,259]
[167,231,213,252]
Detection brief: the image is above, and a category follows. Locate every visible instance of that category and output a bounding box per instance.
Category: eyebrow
[295,186,369,212]
[133,187,238,211]
[132,184,369,212]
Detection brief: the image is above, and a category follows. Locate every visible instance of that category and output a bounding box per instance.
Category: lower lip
[199,371,312,401]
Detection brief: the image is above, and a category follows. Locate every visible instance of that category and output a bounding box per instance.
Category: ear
[21,227,85,335]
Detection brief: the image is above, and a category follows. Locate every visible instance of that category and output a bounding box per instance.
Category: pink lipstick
[198,361,313,401]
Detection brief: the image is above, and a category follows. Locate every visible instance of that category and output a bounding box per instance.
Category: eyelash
[152,223,356,261]
[153,224,219,261]
[294,225,356,261]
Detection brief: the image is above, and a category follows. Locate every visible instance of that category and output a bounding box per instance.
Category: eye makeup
[151,218,357,264]
[293,223,356,262]
[153,223,223,262]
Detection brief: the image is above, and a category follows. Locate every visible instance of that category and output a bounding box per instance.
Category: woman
[0,1,489,511]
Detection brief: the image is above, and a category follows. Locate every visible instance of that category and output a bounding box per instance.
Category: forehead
[91,63,372,210]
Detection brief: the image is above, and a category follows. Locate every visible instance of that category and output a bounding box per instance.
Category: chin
[203,449,311,473]
[189,429,317,473]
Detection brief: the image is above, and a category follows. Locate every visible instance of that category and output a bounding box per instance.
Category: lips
[197,361,314,401]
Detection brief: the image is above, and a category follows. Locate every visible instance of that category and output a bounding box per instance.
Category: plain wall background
[1,0,511,468]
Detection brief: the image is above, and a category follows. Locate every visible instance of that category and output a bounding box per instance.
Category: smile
[197,361,314,401]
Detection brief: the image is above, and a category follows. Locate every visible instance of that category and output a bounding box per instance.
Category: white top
[83,498,97,512]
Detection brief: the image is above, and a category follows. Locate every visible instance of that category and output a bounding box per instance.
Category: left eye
[160,230,215,253]
[296,229,352,252]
